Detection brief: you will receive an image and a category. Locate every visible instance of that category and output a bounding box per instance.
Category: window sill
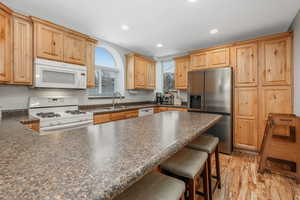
[88,96,125,100]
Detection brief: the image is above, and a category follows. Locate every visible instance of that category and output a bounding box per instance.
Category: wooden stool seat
[187,135,221,200]
[160,148,209,200]
[114,171,185,200]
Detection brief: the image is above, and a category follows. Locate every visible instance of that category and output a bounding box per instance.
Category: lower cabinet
[234,88,258,151]
[93,107,187,125]
[22,121,40,132]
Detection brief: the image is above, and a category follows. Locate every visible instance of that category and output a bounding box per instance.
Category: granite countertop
[0,111,221,200]
[80,104,188,115]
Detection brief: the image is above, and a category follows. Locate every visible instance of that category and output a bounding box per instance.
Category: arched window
[88,45,124,97]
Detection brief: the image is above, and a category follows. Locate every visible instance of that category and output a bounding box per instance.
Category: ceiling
[3,0,300,57]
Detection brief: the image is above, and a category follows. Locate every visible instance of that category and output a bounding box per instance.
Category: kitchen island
[0,111,221,200]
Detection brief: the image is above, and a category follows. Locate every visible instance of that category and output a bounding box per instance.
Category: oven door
[34,60,86,89]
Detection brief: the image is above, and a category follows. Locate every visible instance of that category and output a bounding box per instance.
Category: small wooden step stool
[258,113,300,184]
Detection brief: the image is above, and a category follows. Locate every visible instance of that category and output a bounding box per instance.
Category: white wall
[0,40,155,111]
[290,9,300,115]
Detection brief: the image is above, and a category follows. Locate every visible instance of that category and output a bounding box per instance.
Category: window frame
[88,45,125,99]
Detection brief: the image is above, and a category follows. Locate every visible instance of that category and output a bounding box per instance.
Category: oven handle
[40,120,93,132]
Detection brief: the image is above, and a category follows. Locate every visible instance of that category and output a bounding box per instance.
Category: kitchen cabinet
[86,41,95,88]
[190,47,230,70]
[94,113,111,125]
[259,86,293,147]
[234,88,258,151]
[208,48,230,68]
[146,62,156,89]
[190,52,208,70]
[259,36,292,86]
[175,56,189,90]
[13,15,33,85]
[126,53,156,90]
[35,22,64,61]
[232,43,258,87]
[63,33,86,65]
[0,6,12,83]
[22,121,40,132]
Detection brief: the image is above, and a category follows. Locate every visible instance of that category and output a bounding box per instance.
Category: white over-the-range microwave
[34,58,87,89]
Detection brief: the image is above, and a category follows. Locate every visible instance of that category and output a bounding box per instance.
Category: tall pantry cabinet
[232,33,293,151]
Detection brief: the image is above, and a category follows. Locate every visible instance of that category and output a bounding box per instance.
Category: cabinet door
[0,9,11,83]
[232,43,258,87]
[63,33,86,65]
[175,58,189,89]
[146,62,156,89]
[208,48,230,68]
[234,88,258,150]
[86,41,95,88]
[134,57,147,88]
[259,37,291,86]
[13,17,33,85]
[259,86,293,146]
[190,52,208,70]
[36,23,63,61]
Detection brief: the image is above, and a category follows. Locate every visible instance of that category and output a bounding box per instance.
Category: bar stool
[160,148,209,200]
[114,171,185,200]
[187,135,221,200]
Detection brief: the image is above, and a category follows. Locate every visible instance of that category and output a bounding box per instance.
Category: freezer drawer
[205,114,233,154]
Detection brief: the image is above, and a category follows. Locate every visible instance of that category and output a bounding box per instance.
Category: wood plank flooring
[197,151,300,200]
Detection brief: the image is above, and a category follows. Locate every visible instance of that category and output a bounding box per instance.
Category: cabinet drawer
[94,114,111,125]
[125,110,138,119]
[111,112,126,121]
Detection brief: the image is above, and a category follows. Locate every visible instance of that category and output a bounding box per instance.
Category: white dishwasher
[138,108,154,117]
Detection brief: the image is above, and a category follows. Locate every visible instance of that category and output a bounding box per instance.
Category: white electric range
[29,97,93,133]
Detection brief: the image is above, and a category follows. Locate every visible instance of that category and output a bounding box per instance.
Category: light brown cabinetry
[35,22,64,61]
[190,48,229,70]
[259,86,293,145]
[86,41,95,88]
[63,33,86,65]
[190,52,207,70]
[0,6,12,83]
[126,53,156,90]
[259,36,292,86]
[232,43,258,87]
[13,15,33,84]
[209,48,230,68]
[22,121,40,132]
[175,56,189,90]
[146,62,156,89]
[234,88,258,151]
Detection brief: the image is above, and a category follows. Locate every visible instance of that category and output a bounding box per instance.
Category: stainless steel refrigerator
[188,67,233,154]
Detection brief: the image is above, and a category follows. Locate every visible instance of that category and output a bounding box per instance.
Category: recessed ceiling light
[156,43,163,48]
[121,25,130,31]
[187,0,198,2]
[210,29,219,34]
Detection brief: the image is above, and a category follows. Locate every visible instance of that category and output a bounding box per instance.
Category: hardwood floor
[197,151,300,200]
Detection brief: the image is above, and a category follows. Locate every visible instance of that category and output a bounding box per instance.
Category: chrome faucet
[112,92,122,109]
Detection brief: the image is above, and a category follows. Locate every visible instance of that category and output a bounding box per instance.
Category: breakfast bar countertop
[0,111,222,200]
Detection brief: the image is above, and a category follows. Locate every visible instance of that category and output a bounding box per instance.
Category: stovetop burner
[65,110,86,115]
[36,112,61,118]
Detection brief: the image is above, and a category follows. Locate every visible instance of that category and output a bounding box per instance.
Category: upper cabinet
[175,56,190,90]
[126,53,156,90]
[32,17,97,66]
[0,6,12,83]
[259,36,292,86]
[13,14,33,85]
[232,43,258,87]
[63,33,86,65]
[190,47,230,70]
[209,48,230,68]
[35,22,64,61]
[86,41,96,88]
[146,62,156,89]
[190,52,207,70]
